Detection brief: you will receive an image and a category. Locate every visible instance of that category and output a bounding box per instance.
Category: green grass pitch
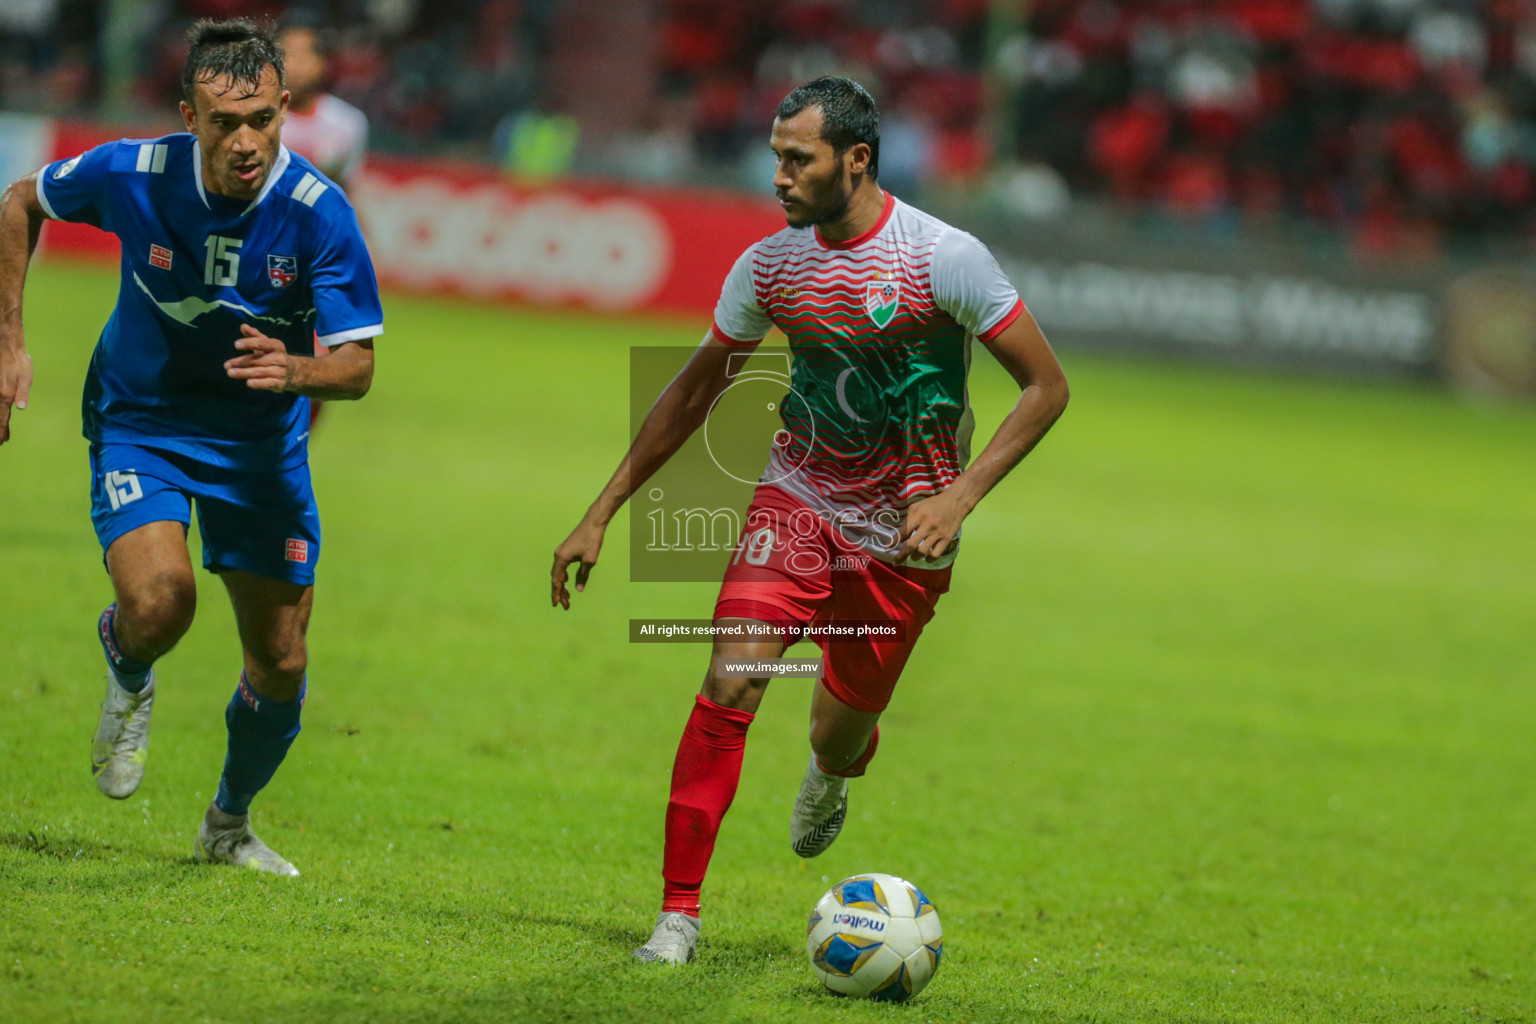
[2,259,1534,1023]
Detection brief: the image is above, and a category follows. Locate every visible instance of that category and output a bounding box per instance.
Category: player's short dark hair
[775,76,880,180]
[181,18,285,108]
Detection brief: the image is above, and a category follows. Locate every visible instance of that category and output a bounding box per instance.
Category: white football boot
[790,754,848,858]
[633,912,700,964]
[91,670,155,799]
[195,802,300,876]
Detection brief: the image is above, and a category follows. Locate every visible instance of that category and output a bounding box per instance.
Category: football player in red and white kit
[279,15,368,434]
[551,77,1069,965]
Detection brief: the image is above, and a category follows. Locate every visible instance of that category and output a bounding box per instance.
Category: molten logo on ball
[806,872,943,1001]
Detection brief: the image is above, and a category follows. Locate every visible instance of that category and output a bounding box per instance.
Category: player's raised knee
[701,629,783,710]
[701,658,771,710]
[117,571,196,655]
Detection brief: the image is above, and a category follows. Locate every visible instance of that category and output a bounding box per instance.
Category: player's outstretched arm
[223,324,374,400]
[551,334,738,609]
[0,174,47,445]
[899,307,1069,560]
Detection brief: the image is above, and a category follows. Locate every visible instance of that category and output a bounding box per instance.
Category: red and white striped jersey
[711,191,1024,568]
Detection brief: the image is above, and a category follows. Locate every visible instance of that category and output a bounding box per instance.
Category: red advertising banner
[356,156,781,315]
[40,120,783,317]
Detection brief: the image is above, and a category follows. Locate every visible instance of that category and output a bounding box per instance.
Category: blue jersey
[38,133,383,470]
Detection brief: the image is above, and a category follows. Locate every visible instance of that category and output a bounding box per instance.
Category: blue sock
[214,673,305,817]
[98,604,152,694]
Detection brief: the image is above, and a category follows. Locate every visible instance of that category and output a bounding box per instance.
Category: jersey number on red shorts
[733,526,776,566]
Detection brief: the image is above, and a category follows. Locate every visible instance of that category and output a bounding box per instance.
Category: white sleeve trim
[34,167,61,220]
[316,323,383,347]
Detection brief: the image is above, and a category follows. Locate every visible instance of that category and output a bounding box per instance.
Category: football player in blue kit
[0,19,384,875]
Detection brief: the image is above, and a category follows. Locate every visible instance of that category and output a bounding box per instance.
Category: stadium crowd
[4,0,1536,251]
[1002,0,1536,254]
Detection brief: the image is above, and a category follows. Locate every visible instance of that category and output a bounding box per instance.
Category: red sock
[660,695,755,917]
[818,726,880,778]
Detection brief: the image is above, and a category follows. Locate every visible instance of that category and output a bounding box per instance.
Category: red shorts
[714,485,950,713]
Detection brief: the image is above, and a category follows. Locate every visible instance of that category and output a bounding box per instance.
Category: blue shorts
[89,442,320,585]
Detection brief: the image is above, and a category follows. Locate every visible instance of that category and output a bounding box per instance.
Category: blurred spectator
[494,97,579,182]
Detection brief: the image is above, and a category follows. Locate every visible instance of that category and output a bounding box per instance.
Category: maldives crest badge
[865,273,900,328]
[267,254,297,289]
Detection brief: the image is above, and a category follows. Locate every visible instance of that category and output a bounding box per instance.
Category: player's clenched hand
[0,342,34,445]
[899,489,966,562]
[552,517,605,610]
[224,324,293,391]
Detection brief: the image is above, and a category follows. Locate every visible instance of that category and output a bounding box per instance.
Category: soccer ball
[806,873,943,1001]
